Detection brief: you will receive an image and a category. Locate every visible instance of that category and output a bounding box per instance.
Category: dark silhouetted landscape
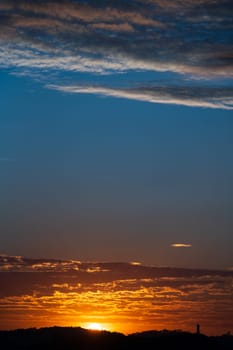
[0,327,232,350]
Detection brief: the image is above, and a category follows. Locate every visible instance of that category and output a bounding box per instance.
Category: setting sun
[85,323,104,331]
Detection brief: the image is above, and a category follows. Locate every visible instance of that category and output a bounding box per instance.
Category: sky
[0,0,232,334]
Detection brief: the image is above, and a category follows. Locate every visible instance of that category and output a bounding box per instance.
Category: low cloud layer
[0,255,232,335]
[0,0,232,108]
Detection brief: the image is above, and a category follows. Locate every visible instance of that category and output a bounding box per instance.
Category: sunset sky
[0,0,232,335]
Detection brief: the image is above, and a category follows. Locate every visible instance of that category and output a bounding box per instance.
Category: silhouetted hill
[0,326,232,350]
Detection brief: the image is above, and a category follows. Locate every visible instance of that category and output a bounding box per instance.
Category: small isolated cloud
[130,261,142,266]
[171,244,192,248]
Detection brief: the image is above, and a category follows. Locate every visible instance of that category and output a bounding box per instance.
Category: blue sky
[0,0,233,269]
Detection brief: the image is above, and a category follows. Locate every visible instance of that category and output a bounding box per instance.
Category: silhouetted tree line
[0,327,232,350]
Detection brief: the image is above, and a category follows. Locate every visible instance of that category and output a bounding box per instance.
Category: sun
[85,323,104,331]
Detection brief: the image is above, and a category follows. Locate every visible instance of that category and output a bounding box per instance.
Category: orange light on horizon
[0,262,232,337]
[83,322,108,331]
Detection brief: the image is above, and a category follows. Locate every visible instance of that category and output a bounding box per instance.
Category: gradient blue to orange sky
[0,0,232,335]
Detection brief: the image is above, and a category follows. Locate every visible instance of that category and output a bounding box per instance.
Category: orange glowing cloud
[170,244,192,248]
[0,255,232,335]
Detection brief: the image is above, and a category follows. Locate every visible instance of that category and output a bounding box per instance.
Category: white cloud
[0,0,232,108]
[49,84,233,110]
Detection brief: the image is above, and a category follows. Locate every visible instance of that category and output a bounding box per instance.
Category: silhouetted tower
[196,323,200,334]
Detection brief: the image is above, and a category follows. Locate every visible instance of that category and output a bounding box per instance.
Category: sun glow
[85,323,104,331]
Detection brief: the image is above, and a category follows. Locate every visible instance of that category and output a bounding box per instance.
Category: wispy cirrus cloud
[0,0,232,108]
[49,84,233,110]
